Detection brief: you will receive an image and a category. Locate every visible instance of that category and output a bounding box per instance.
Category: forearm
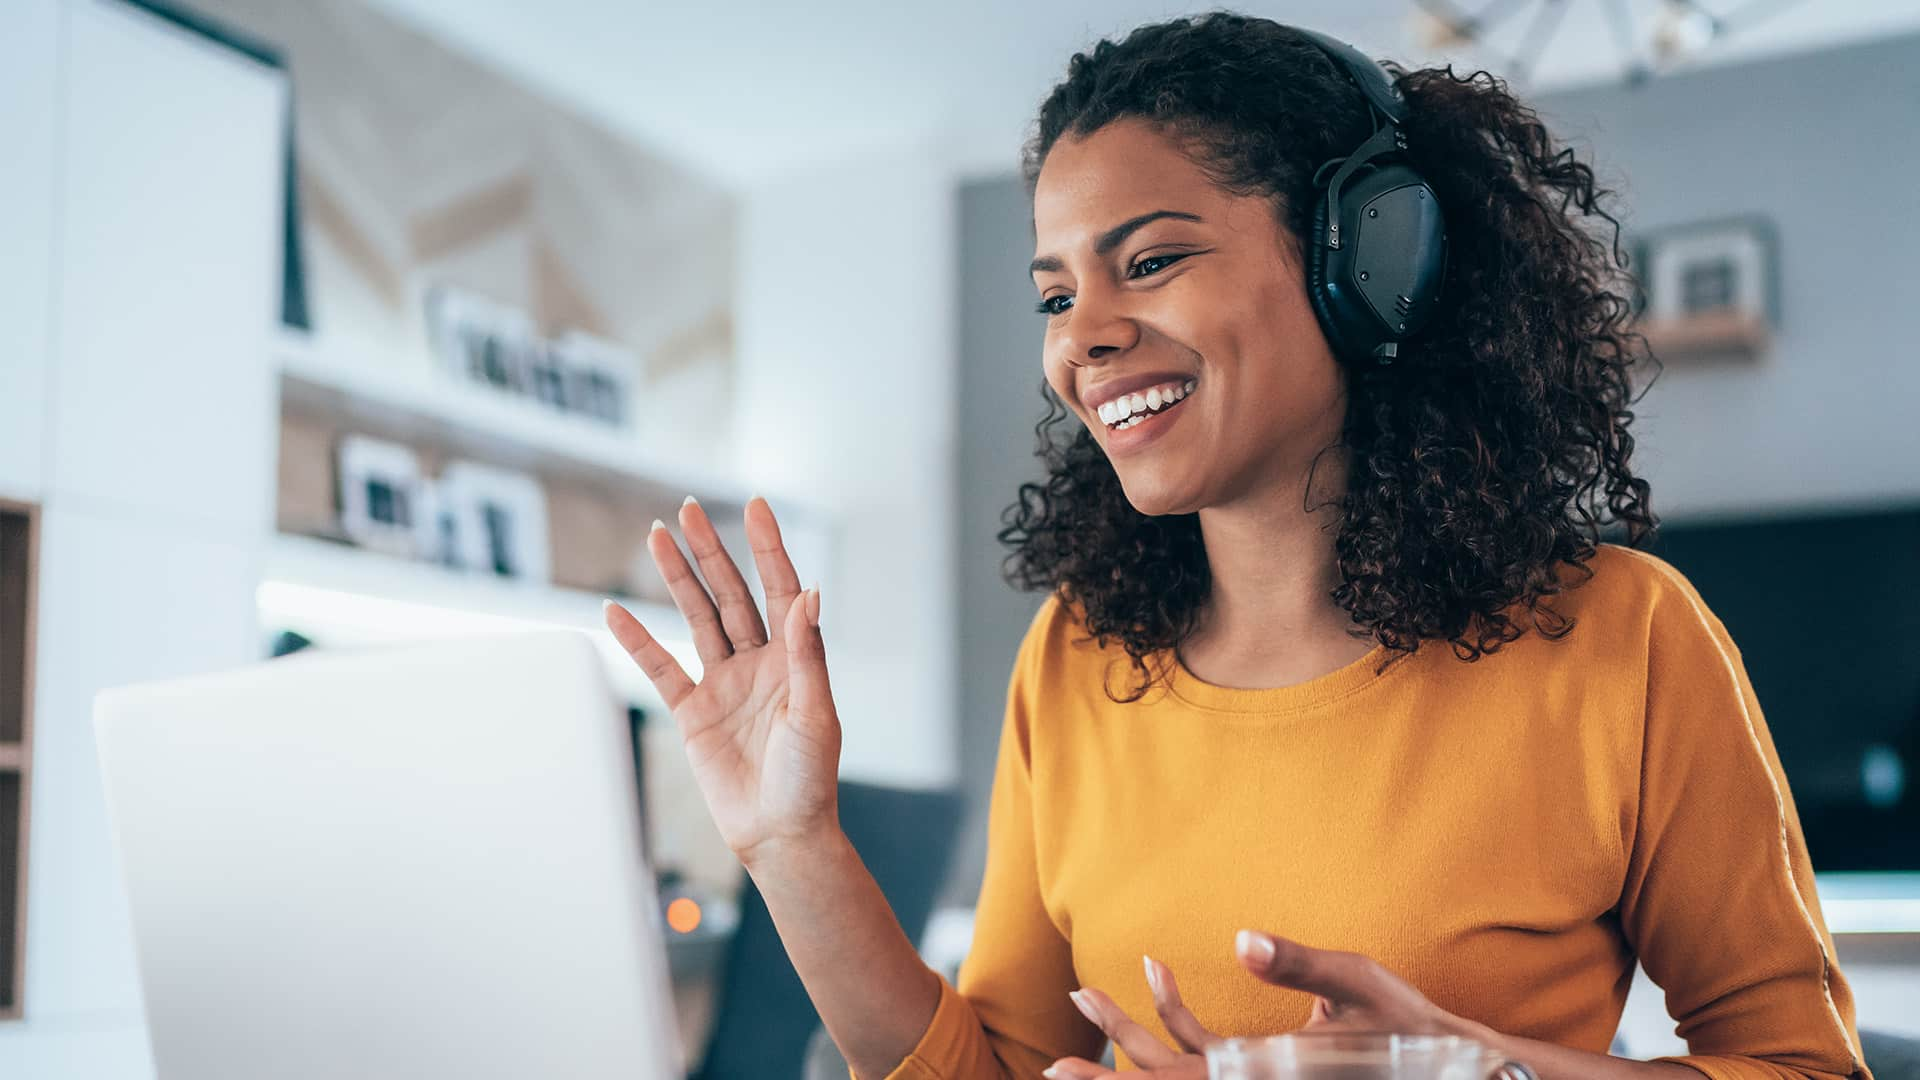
[1451,1015,1700,1080]
[743,827,946,1080]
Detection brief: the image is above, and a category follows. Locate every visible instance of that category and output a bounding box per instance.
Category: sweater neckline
[1163,637,1410,716]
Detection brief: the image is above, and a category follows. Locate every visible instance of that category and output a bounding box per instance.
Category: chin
[1113,471,1204,518]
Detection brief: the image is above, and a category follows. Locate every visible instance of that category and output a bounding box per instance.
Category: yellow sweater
[884,544,1868,1079]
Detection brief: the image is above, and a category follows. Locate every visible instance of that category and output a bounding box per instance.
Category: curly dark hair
[999,11,1660,702]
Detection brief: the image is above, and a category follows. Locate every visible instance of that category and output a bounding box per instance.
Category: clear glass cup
[1206,1032,1537,1080]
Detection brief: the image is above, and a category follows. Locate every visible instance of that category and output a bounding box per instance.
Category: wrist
[1438,1008,1502,1050]
[737,819,849,878]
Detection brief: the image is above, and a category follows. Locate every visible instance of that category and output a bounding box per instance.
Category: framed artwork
[1629,215,1778,362]
[551,331,633,428]
[425,285,541,397]
[426,284,636,430]
[435,461,551,584]
[336,434,424,557]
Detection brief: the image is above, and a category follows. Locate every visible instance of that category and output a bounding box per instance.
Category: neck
[1189,446,1362,665]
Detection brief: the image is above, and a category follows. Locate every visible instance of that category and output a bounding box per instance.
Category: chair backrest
[696,781,964,1080]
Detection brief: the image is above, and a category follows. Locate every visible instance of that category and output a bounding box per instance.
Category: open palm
[603,497,841,863]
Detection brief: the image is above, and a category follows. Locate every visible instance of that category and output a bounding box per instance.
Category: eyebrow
[1029,209,1203,276]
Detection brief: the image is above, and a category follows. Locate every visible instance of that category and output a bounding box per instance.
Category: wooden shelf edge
[0,744,22,771]
[1634,310,1770,359]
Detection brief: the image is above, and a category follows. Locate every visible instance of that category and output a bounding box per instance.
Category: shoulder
[1009,591,1106,681]
[1546,542,1737,664]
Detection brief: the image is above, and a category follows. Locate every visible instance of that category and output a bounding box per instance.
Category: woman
[604,14,1869,1080]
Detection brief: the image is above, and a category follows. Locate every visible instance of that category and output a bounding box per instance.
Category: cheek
[1041,347,1075,405]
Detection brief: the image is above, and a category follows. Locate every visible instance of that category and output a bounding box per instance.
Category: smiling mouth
[1098,378,1197,431]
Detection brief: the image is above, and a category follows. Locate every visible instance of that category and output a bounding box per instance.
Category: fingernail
[807,584,821,626]
[1068,989,1098,1025]
[1143,954,1162,998]
[602,598,616,613]
[1238,929,1275,966]
[683,495,698,507]
[1042,1069,1059,1080]
[650,518,666,533]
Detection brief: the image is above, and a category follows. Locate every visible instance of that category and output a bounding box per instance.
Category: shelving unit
[266,324,837,713]
[0,500,37,1020]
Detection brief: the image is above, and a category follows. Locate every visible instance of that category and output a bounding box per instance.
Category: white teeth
[1095,380,1199,429]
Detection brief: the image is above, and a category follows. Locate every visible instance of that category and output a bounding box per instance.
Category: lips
[1083,370,1197,414]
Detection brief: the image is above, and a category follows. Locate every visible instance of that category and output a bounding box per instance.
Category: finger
[678,496,768,648]
[744,496,804,642]
[603,600,697,709]
[1236,930,1378,1004]
[1070,987,1182,1069]
[1144,956,1220,1055]
[1043,1058,1114,1080]
[783,585,836,734]
[647,519,734,666]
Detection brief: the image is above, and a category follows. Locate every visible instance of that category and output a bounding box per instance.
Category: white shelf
[260,532,702,704]
[275,327,750,507]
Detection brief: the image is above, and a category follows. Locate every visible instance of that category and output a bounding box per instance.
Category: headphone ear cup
[1307,194,1355,361]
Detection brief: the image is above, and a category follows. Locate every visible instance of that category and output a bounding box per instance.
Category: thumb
[1235,930,1370,1003]
[783,585,837,732]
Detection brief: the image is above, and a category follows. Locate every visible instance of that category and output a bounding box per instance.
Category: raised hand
[603,496,841,866]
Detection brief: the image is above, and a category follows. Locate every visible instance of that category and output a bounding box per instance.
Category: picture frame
[335,434,425,558]
[1628,215,1778,363]
[425,283,636,430]
[551,330,634,428]
[425,284,541,396]
[435,461,551,584]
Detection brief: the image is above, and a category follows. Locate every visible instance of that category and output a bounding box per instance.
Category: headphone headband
[1291,27,1407,126]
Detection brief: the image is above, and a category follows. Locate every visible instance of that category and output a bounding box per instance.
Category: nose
[1058,282,1140,367]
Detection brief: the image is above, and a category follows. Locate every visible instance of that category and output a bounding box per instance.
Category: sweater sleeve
[871,598,1105,1080]
[1615,555,1871,1080]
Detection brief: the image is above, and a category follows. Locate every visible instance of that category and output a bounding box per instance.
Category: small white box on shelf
[336,434,425,558]
[436,460,551,585]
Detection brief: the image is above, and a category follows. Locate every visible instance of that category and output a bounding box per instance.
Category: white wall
[0,2,287,1075]
[0,0,60,505]
[731,140,960,790]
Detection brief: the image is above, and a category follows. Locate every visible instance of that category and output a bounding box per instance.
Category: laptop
[94,631,684,1080]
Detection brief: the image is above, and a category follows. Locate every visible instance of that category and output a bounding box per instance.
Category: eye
[1036,251,1182,315]
[1128,253,1188,278]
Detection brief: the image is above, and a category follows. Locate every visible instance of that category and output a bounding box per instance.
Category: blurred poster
[192,0,736,462]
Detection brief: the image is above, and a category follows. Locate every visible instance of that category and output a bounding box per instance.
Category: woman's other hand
[1044,930,1459,1079]
[603,496,841,867]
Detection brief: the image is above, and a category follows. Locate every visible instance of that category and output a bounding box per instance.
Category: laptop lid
[95,631,682,1080]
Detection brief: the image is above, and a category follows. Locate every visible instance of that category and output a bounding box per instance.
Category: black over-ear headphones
[1292,29,1448,365]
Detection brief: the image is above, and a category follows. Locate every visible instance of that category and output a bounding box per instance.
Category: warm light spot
[666,897,702,934]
